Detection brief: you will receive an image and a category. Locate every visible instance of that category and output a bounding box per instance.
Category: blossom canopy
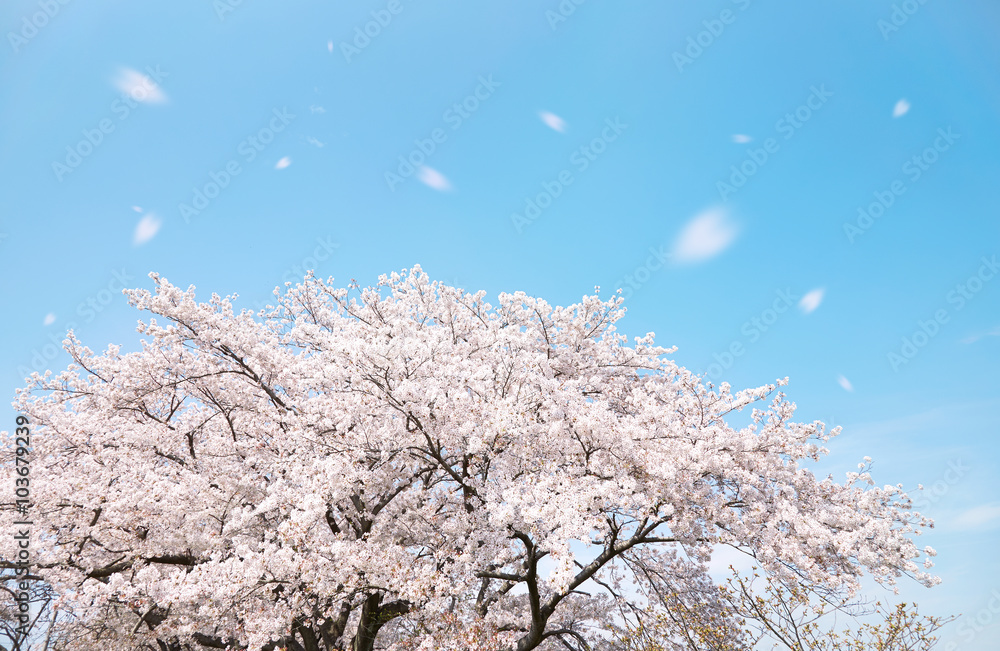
[7,267,937,651]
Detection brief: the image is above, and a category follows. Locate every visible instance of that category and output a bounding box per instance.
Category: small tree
[0,560,60,651]
[4,267,939,650]
[613,567,954,650]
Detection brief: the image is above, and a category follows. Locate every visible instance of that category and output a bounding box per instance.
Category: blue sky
[2,1,999,647]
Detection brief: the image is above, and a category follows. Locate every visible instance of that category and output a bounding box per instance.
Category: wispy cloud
[670,208,739,265]
[310,105,326,114]
[539,111,566,133]
[837,375,854,392]
[839,398,1000,443]
[327,40,333,53]
[275,156,292,170]
[954,503,1000,530]
[799,288,825,314]
[113,67,167,104]
[43,313,56,326]
[960,327,1000,344]
[306,137,325,148]
[131,205,143,213]
[893,98,911,118]
[133,213,162,245]
[417,166,452,191]
[731,134,752,144]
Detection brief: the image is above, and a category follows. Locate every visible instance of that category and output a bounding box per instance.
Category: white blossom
[4,267,937,650]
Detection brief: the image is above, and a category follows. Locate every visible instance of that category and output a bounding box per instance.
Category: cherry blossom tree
[4,267,939,651]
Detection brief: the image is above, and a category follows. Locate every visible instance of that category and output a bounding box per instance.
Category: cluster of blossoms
[4,266,936,650]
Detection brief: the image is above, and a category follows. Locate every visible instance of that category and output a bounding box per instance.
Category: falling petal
[670,208,739,264]
[113,67,167,104]
[539,111,567,133]
[417,166,452,191]
[133,214,162,246]
[799,288,825,314]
